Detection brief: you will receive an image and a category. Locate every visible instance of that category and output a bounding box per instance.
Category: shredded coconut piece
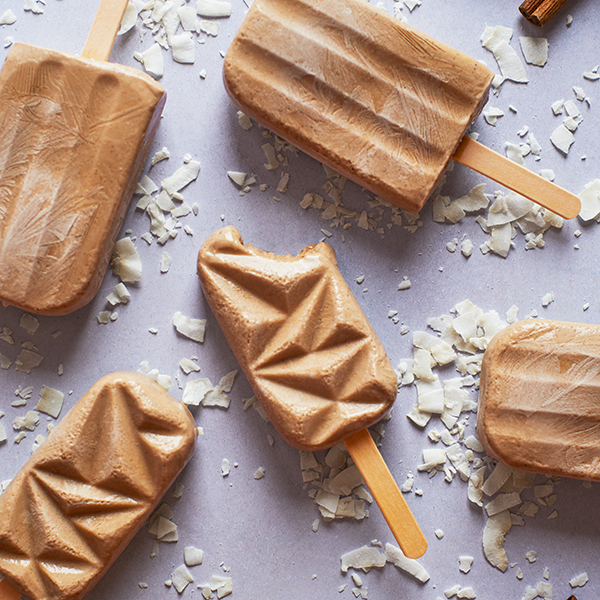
[35,386,64,419]
[173,312,206,343]
[112,237,142,283]
[341,546,386,573]
[519,37,548,66]
[385,544,430,583]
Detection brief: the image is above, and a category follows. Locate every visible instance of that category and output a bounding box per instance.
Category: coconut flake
[171,565,194,593]
[569,572,589,588]
[483,510,512,572]
[0,9,17,25]
[171,32,195,63]
[550,124,575,154]
[227,171,247,187]
[483,107,504,126]
[196,0,232,17]
[112,237,142,283]
[341,546,386,573]
[385,544,430,583]
[173,312,206,343]
[118,2,140,34]
[15,349,43,373]
[182,378,214,406]
[24,0,44,14]
[459,556,474,574]
[519,37,548,66]
[35,386,64,419]
[160,251,172,273]
[139,43,164,78]
[161,160,201,197]
[18,313,39,335]
[578,179,600,221]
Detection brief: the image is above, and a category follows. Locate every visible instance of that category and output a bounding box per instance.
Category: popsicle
[478,319,600,481]
[0,0,165,316]
[223,0,580,219]
[197,226,427,558]
[0,371,197,600]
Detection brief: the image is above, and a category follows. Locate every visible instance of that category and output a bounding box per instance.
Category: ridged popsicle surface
[223,0,494,213]
[478,319,600,481]
[0,371,197,600]
[197,226,397,451]
[0,43,165,315]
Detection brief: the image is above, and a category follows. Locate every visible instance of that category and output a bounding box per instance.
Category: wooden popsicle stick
[452,136,581,220]
[519,0,571,27]
[344,429,427,559]
[82,0,130,62]
[0,579,21,600]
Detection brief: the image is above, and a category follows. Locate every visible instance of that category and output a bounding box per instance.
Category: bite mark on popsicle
[197,226,427,558]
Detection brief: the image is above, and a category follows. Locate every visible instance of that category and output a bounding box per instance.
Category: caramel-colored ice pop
[0,0,165,316]
[478,319,600,481]
[223,0,580,219]
[0,371,197,600]
[198,226,427,558]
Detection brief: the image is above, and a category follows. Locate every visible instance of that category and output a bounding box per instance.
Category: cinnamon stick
[519,0,571,27]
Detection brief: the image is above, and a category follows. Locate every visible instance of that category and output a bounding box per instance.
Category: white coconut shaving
[111,237,143,283]
[160,251,172,273]
[482,510,512,572]
[519,37,549,66]
[19,313,39,335]
[577,179,600,221]
[171,32,195,63]
[569,572,589,588]
[173,312,206,343]
[550,124,575,154]
[35,386,64,419]
[481,25,528,84]
[0,9,17,25]
[385,544,430,583]
[15,349,43,373]
[171,565,194,593]
[161,160,201,197]
[183,546,204,567]
[341,546,386,573]
[24,0,44,14]
[196,0,232,17]
[182,378,214,406]
[136,43,164,78]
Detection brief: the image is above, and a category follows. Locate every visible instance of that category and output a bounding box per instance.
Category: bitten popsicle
[0,371,197,600]
[198,226,427,558]
[223,0,580,219]
[478,319,600,481]
[0,0,165,316]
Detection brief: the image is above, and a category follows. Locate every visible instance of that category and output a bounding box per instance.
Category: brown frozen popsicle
[0,0,165,316]
[478,319,600,481]
[223,0,580,219]
[198,226,427,558]
[0,371,197,600]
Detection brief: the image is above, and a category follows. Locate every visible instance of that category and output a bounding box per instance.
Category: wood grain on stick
[344,428,428,559]
[452,136,581,220]
[0,579,21,600]
[82,0,130,61]
[519,0,571,27]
